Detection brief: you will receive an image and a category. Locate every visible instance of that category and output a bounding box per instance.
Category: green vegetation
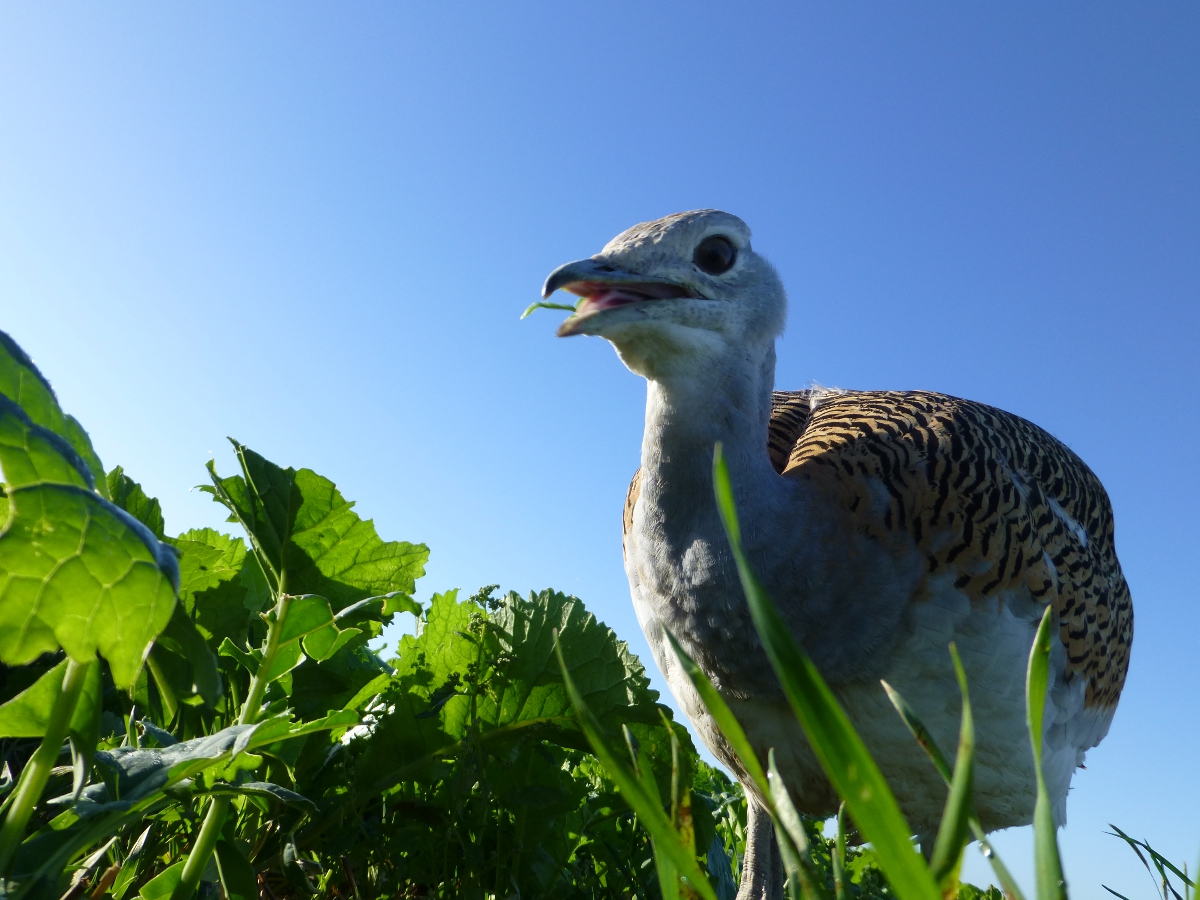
[0,330,1192,900]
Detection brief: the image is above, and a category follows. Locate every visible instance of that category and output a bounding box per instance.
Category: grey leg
[736,799,784,900]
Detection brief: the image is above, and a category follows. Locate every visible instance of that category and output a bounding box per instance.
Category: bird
[540,210,1133,900]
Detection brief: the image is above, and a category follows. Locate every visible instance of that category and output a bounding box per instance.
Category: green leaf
[1027,605,1067,900]
[712,444,940,900]
[107,466,165,539]
[928,644,974,888]
[350,588,689,805]
[287,467,428,607]
[214,839,259,900]
[173,528,246,605]
[74,711,357,814]
[139,860,185,900]
[0,656,101,749]
[152,601,223,707]
[481,589,671,734]
[218,637,260,676]
[170,528,267,649]
[262,594,362,681]
[0,398,179,686]
[335,591,422,629]
[203,441,428,609]
[0,330,108,497]
[206,781,316,813]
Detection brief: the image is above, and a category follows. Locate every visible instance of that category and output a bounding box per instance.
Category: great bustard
[542,210,1133,900]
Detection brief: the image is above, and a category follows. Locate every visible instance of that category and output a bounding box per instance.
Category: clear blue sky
[2,4,1197,896]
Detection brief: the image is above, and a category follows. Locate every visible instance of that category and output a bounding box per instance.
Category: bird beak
[541,258,694,337]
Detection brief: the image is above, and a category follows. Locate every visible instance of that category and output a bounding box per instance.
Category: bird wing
[774,388,1132,712]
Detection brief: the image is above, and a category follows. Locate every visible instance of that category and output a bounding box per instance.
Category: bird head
[542,210,786,379]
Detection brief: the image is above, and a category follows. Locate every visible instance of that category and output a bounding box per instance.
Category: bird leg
[737,799,784,900]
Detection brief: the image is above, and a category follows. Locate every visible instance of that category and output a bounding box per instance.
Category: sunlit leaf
[0,397,178,686]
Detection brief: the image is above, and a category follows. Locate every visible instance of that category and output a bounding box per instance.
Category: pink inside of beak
[570,281,692,314]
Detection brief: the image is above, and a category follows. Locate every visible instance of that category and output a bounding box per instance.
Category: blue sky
[2,4,1197,896]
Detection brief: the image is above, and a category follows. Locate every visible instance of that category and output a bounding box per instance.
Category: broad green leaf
[414,588,481,682]
[0,398,178,686]
[202,443,294,586]
[75,711,357,814]
[287,638,392,721]
[215,839,259,900]
[1027,606,1066,900]
[170,528,269,648]
[480,589,671,733]
[0,330,108,497]
[203,441,428,608]
[107,466,165,539]
[712,445,940,900]
[288,467,428,607]
[351,589,689,802]
[173,528,246,604]
[929,644,974,888]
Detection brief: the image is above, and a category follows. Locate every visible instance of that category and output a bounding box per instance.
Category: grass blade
[665,628,827,900]
[712,445,939,900]
[767,749,827,900]
[833,803,847,900]
[664,628,770,801]
[883,679,1027,900]
[1107,825,1195,900]
[928,644,974,888]
[554,631,718,900]
[881,681,953,783]
[1026,605,1067,900]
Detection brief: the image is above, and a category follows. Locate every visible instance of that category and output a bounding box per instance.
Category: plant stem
[146,650,179,723]
[169,592,292,900]
[236,591,289,728]
[0,657,93,876]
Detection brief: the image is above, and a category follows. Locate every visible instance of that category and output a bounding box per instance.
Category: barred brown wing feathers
[768,391,815,473]
[778,390,1132,710]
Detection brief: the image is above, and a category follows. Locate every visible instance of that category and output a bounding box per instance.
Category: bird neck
[639,342,781,527]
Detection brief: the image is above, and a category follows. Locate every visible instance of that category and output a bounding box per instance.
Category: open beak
[542,258,694,337]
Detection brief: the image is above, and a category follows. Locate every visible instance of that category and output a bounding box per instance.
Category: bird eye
[693,235,737,275]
